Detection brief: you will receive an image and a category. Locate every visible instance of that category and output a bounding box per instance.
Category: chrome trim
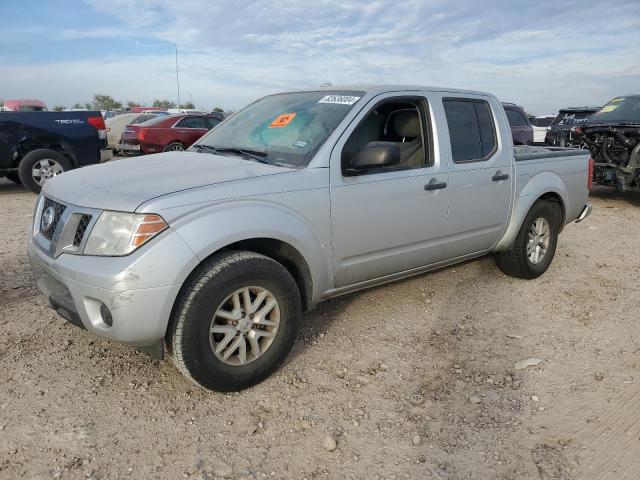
[34,195,102,258]
[575,203,592,223]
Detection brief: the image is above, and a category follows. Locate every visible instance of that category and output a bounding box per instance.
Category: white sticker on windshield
[318,95,361,105]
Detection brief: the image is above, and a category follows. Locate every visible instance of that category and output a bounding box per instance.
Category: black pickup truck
[0,111,112,193]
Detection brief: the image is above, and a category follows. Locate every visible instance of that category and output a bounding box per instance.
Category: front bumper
[575,203,592,223]
[27,229,198,347]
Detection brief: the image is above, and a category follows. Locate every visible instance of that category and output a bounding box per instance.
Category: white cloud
[2,0,639,113]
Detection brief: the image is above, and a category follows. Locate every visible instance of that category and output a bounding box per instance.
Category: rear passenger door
[438,95,513,259]
[174,116,209,147]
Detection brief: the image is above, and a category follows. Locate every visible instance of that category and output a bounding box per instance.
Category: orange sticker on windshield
[269,112,296,128]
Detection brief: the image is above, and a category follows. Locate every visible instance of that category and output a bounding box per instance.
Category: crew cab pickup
[0,111,112,193]
[27,86,592,391]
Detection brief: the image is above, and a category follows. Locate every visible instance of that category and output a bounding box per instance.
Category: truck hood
[43,152,296,212]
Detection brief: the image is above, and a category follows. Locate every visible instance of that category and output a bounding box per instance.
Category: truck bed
[513,145,589,162]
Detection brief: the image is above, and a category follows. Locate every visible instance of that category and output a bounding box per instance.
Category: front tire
[168,251,302,392]
[496,200,561,279]
[18,149,71,194]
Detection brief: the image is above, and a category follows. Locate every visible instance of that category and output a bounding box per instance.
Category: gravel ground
[0,178,639,480]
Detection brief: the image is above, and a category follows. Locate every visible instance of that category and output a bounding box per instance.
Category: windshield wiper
[191,144,292,167]
[191,144,218,154]
[210,146,272,164]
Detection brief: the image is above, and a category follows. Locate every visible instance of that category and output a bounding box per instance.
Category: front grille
[73,215,92,247]
[40,198,66,241]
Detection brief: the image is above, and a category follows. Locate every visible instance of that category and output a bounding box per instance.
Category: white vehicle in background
[167,108,208,115]
[141,109,169,115]
[531,115,556,144]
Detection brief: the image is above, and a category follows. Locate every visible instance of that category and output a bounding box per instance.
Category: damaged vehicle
[582,95,640,193]
[546,106,600,147]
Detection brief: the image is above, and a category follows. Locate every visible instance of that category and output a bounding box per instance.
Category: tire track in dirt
[570,389,640,480]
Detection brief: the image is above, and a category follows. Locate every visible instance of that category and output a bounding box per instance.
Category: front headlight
[83,211,168,256]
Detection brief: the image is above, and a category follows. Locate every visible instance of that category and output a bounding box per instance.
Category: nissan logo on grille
[41,206,56,232]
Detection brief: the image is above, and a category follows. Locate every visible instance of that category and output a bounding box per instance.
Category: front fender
[170,198,333,304]
[494,171,568,252]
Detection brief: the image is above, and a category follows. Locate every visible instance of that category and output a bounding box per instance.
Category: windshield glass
[552,111,594,126]
[587,97,640,124]
[194,91,364,167]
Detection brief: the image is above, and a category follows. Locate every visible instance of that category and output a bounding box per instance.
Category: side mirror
[346,141,400,174]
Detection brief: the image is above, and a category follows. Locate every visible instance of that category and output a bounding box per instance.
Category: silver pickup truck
[28,86,592,391]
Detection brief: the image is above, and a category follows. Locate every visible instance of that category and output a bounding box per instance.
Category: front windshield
[193,90,364,167]
[587,96,640,124]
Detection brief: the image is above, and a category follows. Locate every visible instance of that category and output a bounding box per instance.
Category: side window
[341,98,429,174]
[176,116,206,128]
[205,117,222,129]
[505,109,528,127]
[443,98,497,163]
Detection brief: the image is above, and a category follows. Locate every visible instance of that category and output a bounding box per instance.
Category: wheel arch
[495,186,567,253]
[15,138,76,167]
[165,236,315,351]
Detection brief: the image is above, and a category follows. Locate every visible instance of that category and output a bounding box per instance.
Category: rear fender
[494,171,568,252]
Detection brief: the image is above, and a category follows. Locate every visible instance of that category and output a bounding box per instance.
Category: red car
[118,113,223,154]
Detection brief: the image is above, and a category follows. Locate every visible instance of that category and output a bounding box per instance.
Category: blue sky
[1,0,639,114]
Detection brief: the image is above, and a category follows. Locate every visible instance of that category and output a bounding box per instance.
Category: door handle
[492,171,509,181]
[424,180,447,191]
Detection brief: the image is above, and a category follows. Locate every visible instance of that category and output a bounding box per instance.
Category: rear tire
[164,142,185,152]
[168,251,302,392]
[18,149,71,194]
[496,200,561,279]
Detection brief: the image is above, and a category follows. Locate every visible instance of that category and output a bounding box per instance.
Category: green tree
[183,101,195,109]
[212,106,224,113]
[84,103,93,110]
[91,94,122,111]
[126,100,141,109]
[52,105,66,112]
[152,99,176,109]
[73,102,84,109]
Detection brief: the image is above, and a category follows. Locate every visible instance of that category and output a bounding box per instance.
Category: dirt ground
[0,178,639,480]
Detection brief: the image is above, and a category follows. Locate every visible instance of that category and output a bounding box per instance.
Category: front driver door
[330,93,450,288]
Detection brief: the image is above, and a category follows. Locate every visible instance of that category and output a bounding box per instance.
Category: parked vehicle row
[105,112,158,153]
[27,85,592,391]
[118,113,224,154]
[0,111,111,192]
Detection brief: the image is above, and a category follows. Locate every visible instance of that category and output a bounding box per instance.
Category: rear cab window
[443,98,497,163]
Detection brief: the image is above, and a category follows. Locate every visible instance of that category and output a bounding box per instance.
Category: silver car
[28,86,592,391]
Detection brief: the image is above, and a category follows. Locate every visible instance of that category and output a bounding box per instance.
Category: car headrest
[393,110,421,138]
